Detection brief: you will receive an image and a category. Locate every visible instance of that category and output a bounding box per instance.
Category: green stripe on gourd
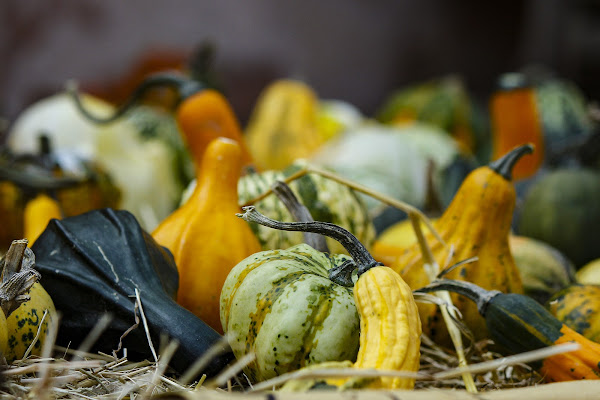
[220,243,360,382]
[238,160,375,254]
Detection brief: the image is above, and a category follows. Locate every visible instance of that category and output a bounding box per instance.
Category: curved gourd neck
[192,138,243,204]
[488,144,534,181]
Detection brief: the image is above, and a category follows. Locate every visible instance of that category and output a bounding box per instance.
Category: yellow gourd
[244,79,324,171]
[23,193,63,245]
[383,145,532,344]
[0,239,55,362]
[152,137,261,333]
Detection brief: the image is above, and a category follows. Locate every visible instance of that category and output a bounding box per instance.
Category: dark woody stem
[237,206,382,277]
[488,144,534,181]
[271,181,329,253]
[415,279,502,316]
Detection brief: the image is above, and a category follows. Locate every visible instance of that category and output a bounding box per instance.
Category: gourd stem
[67,72,204,124]
[0,239,40,317]
[271,181,329,253]
[238,206,381,276]
[416,279,502,317]
[488,144,534,180]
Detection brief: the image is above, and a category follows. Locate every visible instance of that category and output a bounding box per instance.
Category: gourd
[244,79,324,171]
[383,145,532,344]
[489,74,545,180]
[576,258,600,285]
[509,235,576,304]
[517,168,600,268]
[417,279,600,382]
[23,193,63,245]
[8,91,188,231]
[152,137,261,333]
[219,243,360,382]
[32,208,233,376]
[237,206,421,389]
[547,284,600,343]
[238,160,375,255]
[375,75,486,159]
[0,239,51,362]
[0,136,120,252]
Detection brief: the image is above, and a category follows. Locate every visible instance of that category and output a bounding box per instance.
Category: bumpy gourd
[378,145,532,344]
[152,137,261,333]
[238,161,375,255]
[236,207,421,389]
[0,239,54,362]
[418,279,600,382]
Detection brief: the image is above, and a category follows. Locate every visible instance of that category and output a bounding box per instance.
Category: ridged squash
[238,160,375,254]
[220,243,360,382]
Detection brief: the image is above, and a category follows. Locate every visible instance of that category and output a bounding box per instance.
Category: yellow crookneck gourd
[379,145,533,344]
[152,137,261,333]
[244,79,324,171]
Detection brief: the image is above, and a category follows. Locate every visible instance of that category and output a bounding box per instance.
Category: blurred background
[2,0,599,126]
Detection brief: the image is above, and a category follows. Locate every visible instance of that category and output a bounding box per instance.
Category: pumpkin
[509,235,576,304]
[236,206,421,390]
[0,240,55,362]
[244,79,325,171]
[238,160,375,255]
[32,208,232,376]
[547,284,600,343]
[152,137,261,333]
[381,145,531,344]
[517,168,600,268]
[417,279,600,382]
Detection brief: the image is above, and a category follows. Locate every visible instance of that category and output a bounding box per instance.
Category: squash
[417,279,600,382]
[509,235,576,304]
[238,160,375,254]
[490,74,545,180]
[517,168,600,268]
[0,239,55,362]
[152,137,261,333]
[237,206,421,389]
[576,258,600,285]
[244,79,324,171]
[219,244,360,382]
[547,284,600,343]
[382,145,532,344]
[32,208,232,376]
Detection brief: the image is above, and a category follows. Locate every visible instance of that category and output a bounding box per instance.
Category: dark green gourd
[31,208,232,376]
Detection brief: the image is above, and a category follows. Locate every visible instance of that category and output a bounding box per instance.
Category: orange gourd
[152,137,261,333]
[490,78,544,180]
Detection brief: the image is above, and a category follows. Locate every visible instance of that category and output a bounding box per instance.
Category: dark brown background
[1,0,599,132]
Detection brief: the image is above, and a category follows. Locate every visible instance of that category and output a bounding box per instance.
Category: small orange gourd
[152,137,261,333]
